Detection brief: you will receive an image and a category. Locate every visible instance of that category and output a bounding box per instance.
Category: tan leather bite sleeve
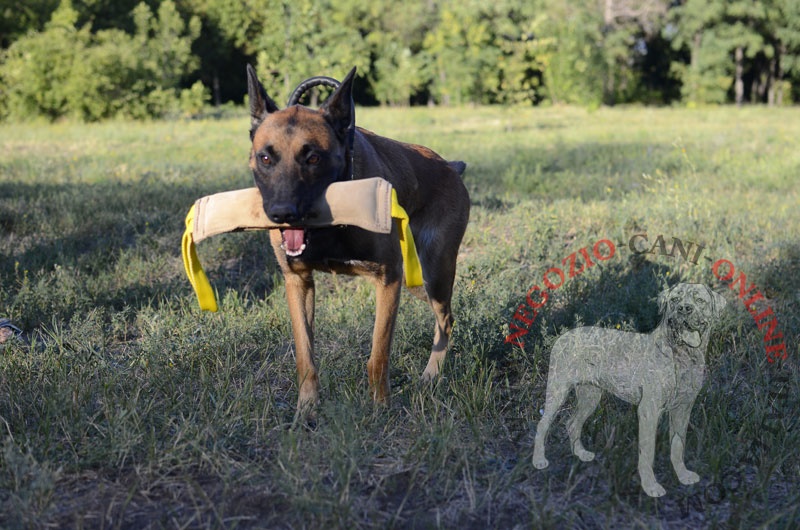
[192,177,393,243]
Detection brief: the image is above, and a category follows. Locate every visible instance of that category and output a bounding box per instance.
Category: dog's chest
[669,359,705,404]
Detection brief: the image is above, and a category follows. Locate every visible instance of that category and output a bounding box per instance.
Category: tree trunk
[213,73,221,106]
[773,43,785,106]
[734,46,744,107]
[767,55,776,106]
[607,71,616,106]
[439,68,450,106]
[689,32,702,103]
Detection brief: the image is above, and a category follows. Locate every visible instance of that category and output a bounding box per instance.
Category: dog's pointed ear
[247,64,279,139]
[321,67,356,137]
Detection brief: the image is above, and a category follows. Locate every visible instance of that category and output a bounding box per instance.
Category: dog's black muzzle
[266,201,302,224]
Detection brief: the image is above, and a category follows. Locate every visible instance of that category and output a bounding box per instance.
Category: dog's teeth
[285,244,306,257]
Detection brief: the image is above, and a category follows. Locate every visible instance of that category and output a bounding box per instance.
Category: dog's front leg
[669,401,700,485]
[637,395,667,497]
[285,270,318,413]
[368,276,401,404]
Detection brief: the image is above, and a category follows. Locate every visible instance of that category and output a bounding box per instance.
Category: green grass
[1,106,798,528]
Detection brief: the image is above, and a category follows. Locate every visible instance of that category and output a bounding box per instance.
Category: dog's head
[246,65,356,256]
[657,283,726,349]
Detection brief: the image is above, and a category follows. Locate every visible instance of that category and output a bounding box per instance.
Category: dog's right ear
[247,64,280,139]
[708,287,727,317]
[321,67,356,139]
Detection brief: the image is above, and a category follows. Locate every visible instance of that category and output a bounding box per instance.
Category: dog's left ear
[657,286,672,315]
[247,64,280,140]
[321,67,356,139]
[707,286,727,317]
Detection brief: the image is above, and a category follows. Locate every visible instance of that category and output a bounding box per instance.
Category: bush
[179,81,210,118]
[0,0,202,122]
[0,1,87,121]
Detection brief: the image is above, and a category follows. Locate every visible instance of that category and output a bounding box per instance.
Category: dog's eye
[260,154,271,165]
[307,153,320,165]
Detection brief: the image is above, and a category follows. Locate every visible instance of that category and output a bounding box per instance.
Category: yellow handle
[182,204,219,312]
[390,189,423,288]
[182,189,423,311]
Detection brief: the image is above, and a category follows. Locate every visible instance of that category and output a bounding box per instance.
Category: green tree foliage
[365,0,431,106]
[670,0,800,106]
[598,0,670,105]
[534,0,605,106]
[252,0,370,105]
[0,0,60,47]
[490,4,549,105]
[0,0,204,121]
[0,0,87,120]
[5,0,800,121]
[134,2,201,91]
[772,0,800,103]
[421,1,499,105]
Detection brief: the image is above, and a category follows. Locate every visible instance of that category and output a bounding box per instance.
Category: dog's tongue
[282,228,306,256]
[682,330,702,348]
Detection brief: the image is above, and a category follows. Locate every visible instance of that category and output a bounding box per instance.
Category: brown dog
[246,66,470,413]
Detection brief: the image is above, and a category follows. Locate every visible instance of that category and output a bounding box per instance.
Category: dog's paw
[294,392,319,425]
[532,454,549,470]
[642,481,667,498]
[422,356,444,382]
[574,448,595,462]
[677,470,700,485]
[421,369,438,383]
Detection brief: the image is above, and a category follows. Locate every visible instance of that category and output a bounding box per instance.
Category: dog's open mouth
[681,329,702,348]
[280,228,307,257]
[679,320,708,348]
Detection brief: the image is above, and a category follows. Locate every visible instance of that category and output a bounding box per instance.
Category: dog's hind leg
[414,211,468,382]
[418,237,461,381]
[532,378,571,470]
[568,384,602,462]
[421,296,454,381]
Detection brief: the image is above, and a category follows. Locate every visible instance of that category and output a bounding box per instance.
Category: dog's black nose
[678,304,694,315]
[267,202,300,223]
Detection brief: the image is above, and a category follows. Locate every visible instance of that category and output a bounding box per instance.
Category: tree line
[2,0,799,121]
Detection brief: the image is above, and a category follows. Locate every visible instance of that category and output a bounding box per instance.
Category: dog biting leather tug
[183,66,470,414]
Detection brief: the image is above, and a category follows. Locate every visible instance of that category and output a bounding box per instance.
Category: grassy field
[0,105,798,529]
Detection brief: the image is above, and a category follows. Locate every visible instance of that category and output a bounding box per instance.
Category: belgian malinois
[246,65,470,413]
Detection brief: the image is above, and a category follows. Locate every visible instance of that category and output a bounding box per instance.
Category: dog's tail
[448,161,467,177]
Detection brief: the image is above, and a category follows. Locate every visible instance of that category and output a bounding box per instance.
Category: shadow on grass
[0,180,281,328]
[498,256,674,359]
